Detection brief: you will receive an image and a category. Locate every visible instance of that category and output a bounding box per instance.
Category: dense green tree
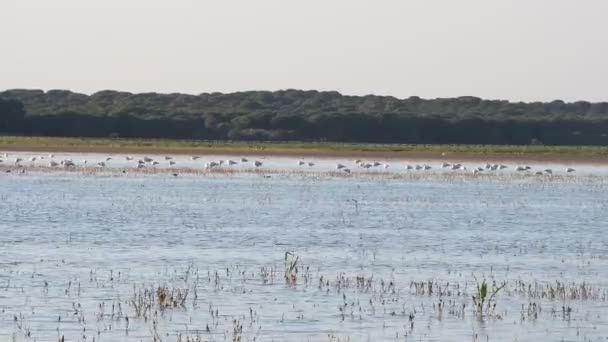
[2,89,608,145]
[0,98,26,132]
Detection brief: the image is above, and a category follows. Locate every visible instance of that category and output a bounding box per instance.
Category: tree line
[1,89,608,145]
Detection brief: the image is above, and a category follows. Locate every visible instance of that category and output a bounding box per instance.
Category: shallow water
[1,154,608,341]
[1,150,605,176]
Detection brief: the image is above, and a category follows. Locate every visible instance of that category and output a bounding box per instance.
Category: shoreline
[1,136,608,164]
[3,145,608,165]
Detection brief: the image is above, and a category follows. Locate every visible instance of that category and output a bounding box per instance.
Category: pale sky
[1,0,607,102]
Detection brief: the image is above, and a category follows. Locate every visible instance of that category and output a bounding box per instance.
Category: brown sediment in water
[2,143,608,165]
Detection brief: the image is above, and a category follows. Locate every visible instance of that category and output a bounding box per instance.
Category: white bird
[343,168,351,174]
[354,159,362,164]
[137,163,145,169]
[566,167,576,173]
[363,163,372,169]
[499,164,508,170]
[516,166,526,171]
[49,161,59,167]
[423,165,432,170]
[3,153,8,158]
[205,161,219,169]
[164,156,172,160]
[543,169,553,174]
[336,163,346,169]
[152,161,160,166]
[169,161,176,165]
[298,160,305,166]
[83,159,88,165]
[49,154,54,158]
[137,159,145,165]
[373,162,381,167]
[253,160,263,167]
[29,157,37,162]
[15,158,23,164]
[227,160,237,165]
[39,155,45,160]
[191,156,200,160]
[143,156,153,163]
[535,171,543,175]
[219,160,224,165]
[307,162,315,167]
[383,164,389,169]
[105,157,112,161]
[524,166,532,170]
[485,163,491,169]
[406,165,413,170]
[415,164,422,170]
[451,164,460,170]
[441,162,451,168]
[97,161,106,167]
[64,160,75,167]
[241,157,248,162]
[125,156,134,161]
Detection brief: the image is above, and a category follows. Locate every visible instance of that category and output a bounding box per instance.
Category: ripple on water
[0,170,607,341]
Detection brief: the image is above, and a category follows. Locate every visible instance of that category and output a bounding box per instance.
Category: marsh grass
[2,135,608,156]
[4,260,608,341]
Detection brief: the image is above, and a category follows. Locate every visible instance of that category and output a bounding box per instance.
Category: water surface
[1,158,607,341]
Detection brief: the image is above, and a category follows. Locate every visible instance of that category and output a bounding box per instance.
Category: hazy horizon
[2,1,607,102]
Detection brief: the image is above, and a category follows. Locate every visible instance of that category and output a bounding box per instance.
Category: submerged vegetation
[4,260,608,341]
[2,89,608,145]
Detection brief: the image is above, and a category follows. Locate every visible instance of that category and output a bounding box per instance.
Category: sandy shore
[3,143,608,165]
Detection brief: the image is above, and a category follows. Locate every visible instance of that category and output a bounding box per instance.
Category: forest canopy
[1,89,608,145]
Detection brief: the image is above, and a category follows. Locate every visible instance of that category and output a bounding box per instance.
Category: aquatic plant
[284,251,299,286]
[472,276,506,318]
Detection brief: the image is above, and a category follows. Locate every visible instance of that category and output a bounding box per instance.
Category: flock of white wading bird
[0,152,579,176]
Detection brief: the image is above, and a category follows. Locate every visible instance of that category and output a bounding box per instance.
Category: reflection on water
[1,166,608,341]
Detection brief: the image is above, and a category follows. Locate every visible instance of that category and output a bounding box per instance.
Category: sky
[1,0,607,102]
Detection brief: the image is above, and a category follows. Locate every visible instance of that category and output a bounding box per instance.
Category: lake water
[1,153,608,341]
